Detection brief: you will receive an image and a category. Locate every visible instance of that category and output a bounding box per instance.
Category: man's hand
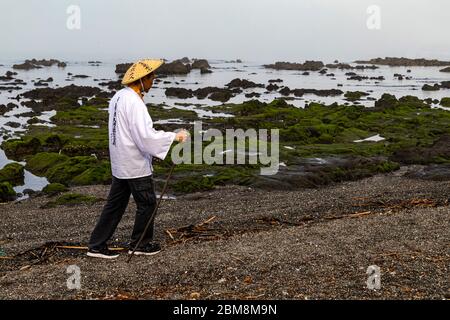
[175,129,189,143]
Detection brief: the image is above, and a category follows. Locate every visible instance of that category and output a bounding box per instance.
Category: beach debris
[165,216,220,244]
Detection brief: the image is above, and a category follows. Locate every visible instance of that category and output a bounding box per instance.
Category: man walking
[87,59,188,259]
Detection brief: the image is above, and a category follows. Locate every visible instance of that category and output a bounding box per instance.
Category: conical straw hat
[121,59,164,85]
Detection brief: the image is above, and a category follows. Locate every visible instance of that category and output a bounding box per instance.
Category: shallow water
[1,58,449,192]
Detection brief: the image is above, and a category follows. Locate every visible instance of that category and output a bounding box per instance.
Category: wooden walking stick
[127,163,176,263]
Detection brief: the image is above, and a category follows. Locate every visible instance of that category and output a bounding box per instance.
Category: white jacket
[108,87,176,179]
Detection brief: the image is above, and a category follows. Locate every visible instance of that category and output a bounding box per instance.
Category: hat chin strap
[139,79,146,96]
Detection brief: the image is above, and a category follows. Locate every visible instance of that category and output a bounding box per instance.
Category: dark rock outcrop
[22,84,102,101]
[165,86,241,102]
[441,81,450,89]
[115,63,133,74]
[354,65,378,70]
[192,59,211,69]
[264,61,324,71]
[21,85,103,112]
[13,59,66,70]
[355,57,450,67]
[266,83,279,91]
[268,79,283,83]
[0,103,18,115]
[165,87,194,99]
[278,87,343,97]
[0,71,17,81]
[252,156,398,190]
[292,89,343,97]
[226,78,264,89]
[209,90,234,102]
[405,164,450,181]
[245,92,261,98]
[347,75,369,81]
[422,84,440,91]
[158,61,191,75]
[325,63,378,70]
[5,121,21,128]
[200,67,213,74]
[177,57,191,64]
[279,87,291,96]
[0,85,22,91]
[390,135,450,165]
[99,79,123,91]
[225,59,242,63]
[325,63,354,69]
[421,82,450,91]
[34,77,53,87]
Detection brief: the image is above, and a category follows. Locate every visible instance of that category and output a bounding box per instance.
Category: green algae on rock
[42,183,69,196]
[344,91,370,102]
[41,193,101,208]
[441,98,450,107]
[0,181,16,202]
[25,152,111,186]
[3,94,450,194]
[26,152,69,175]
[45,156,112,186]
[0,163,25,186]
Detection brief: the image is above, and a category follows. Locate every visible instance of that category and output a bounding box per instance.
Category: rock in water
[355,57,450,66]
[13,59,66,70]
[115,63,133,74]
[158,61,192,75]
[192,59,211,69]
[264,60,325,71]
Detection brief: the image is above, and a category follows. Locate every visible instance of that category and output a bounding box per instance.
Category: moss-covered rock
[172,176,216,193]
[27,117,42,125]
[2,137,42,159]
[146,103,198,121]
[374,93,398,109]
[42,193,101,208]
[4,93,450,194]
[205,96,450,162]
[170,166,254,193]
[42,183,69,196]
[70,161,112,185]
[389,134,450,164]
[0,181,16,202]
[46,156,111,186]
[344,91,369,102]
[2,126,108,160]
[0,163,25,186]
[84,96,110,107]
[26,152,69,175]
[440,97,450,107]
[252,157,399,190]
[50,105,108,126]
[422,84,440,91]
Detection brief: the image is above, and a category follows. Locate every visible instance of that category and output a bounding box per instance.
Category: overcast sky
[1,0,449,63]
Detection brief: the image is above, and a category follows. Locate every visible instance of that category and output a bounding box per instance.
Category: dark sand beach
[1,166,448,299]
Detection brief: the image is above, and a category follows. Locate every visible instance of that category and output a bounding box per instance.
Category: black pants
[88,175,157,250]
